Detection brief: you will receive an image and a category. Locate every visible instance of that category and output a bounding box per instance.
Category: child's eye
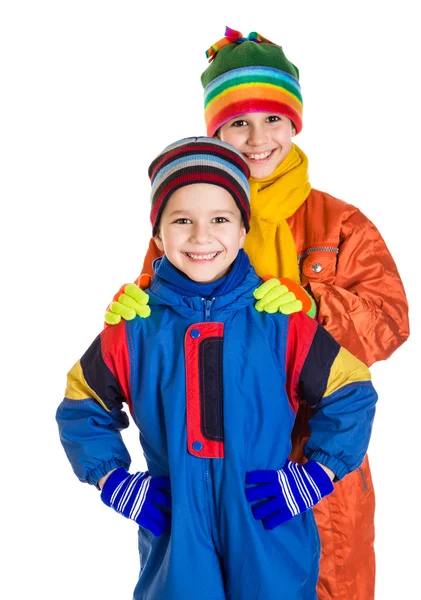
[174,218,191,224]
[213,217,228,223]
[232,119,247,127]
[267,115,281,123]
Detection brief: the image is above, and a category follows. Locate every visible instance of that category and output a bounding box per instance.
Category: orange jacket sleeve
[111,238,163,303]
[308,212,409,367]
[137,237,164,281]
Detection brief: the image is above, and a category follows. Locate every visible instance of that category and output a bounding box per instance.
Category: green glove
[253,278,316,318]
[104,283,151,325]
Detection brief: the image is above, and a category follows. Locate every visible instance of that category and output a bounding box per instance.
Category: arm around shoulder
[104,237,162,325]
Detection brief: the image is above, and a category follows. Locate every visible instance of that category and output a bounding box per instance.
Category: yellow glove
[104,283,151,325]
[253,277,317,318]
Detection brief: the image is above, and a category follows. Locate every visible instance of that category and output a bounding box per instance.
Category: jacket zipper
[202,297,216,321]
[358,467,368,492]
[297,246,339,261]
[200,296,218,543]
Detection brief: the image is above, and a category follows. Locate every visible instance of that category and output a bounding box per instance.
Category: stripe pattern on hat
[204,66,303,136]
[149,137,251,234]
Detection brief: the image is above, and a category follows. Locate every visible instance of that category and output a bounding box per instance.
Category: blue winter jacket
[57,259,377,600]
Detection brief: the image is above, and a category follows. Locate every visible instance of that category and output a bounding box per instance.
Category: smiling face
[154,183,246,283]
[218,112,296,179]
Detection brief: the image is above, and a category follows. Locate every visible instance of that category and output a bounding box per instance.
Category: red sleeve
[79,322,132,412]
[285,312,318,412]
[100,323,132,412]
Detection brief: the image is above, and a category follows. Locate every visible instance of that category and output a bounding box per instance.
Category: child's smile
[184,251,222,262]
[219,113,295,179]
[244,149,276,161]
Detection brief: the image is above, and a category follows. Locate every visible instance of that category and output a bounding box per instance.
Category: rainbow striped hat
[202,27,303,136]
[149,137,251,235]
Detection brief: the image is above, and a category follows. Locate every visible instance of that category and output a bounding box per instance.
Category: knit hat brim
[149,137,251,235]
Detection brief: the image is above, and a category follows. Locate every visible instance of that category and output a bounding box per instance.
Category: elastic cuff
[87,459,130,489]
[306,450,349,481]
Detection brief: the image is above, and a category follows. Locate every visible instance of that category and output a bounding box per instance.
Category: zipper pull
[203,297,215,320]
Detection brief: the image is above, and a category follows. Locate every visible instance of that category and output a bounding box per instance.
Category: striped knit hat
[149,137,251,235]
[202,27,303,136]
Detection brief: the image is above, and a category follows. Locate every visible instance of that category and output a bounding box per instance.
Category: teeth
[186,252,219,260]
[245,150,272,160]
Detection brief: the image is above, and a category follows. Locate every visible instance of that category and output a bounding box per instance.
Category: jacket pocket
[185,322,225,459]
[299,247,339,286]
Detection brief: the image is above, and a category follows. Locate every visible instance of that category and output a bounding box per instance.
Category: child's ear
[154,232,164,251]
[239,224,246,249]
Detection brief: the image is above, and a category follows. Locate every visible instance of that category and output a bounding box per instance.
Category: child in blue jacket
[57,137,377,600]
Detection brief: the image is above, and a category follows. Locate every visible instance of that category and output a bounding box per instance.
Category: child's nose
[190,223,213,244]
[248,125,268,146]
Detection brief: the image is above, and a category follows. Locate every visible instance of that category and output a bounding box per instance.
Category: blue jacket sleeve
[56,323,132,487]
[286,312,377,480]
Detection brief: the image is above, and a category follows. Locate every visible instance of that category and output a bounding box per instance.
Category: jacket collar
[148,252,261,317]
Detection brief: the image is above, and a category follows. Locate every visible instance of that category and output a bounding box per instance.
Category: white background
[1,1,419,598]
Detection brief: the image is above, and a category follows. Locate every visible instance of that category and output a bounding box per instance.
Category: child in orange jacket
[104,28,409,600]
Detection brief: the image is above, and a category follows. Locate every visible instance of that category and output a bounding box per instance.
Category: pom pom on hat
[205,26,277,63]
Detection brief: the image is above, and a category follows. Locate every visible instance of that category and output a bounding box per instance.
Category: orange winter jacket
[122,188,409,599]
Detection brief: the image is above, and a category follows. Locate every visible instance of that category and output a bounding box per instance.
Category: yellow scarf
[244,144,311,283]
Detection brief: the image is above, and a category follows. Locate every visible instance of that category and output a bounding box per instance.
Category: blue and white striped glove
[246,460,334,529]
[101,468,171,536]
